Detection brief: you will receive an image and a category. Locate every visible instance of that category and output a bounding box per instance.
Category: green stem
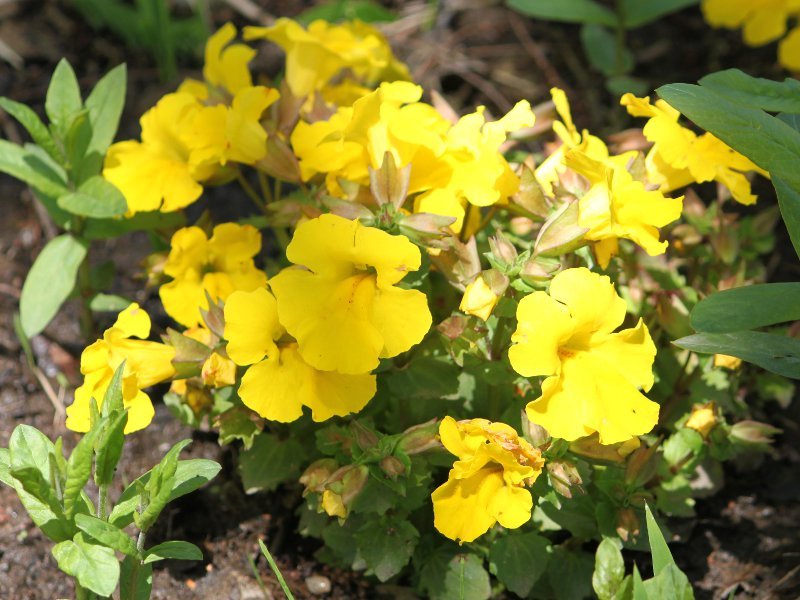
[614,0,628,76]
[237,170,267,213]
[257,170,274,204]
[97,484,108,520]
[136,530,146,554]
[77,253,94,341]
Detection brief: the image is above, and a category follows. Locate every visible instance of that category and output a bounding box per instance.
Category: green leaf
[645,503,674,576]
[120,555,153,600]
[355,519,418,582]
[9,466,64,518]
[632,565,647,600]
[593,538,625,600]
[0,97,62,160]
[489,532,550,597]
[94,410,128,487]
[0,448,12,487]
[673,331,800,379]
[0,140,70,197]
[507,0,617,26]
[217,406,261,450]
[297,0,396,24]
[440,554,491,600]
[57,176,127,218]
[63,425,103,519]
[75,513,138,556]
[656,83,800,187]
[82,209,186,240]
[238,433,307,494]
[663,429,703,466]
[620,0,699,28]
[102,361,126,417]
[19,234,88,338]
[9,424,54,474]
[699,69,800,113]
[52,532,120,597]
[643,564,694,599]
[780,112,800,131]
[143,540,203,564]
[84,63,127,155]
[134,439,192,532]
[90,293,134,313]
[580,24,634,76]
[546,547,595,600]
[45,59,83,136]
[774,177,800,260]
[690,283,800,333]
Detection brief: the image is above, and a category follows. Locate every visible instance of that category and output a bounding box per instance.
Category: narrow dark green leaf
[774,177,800,260]
[45,59,83,136]
[656,83,800,187]
[674,331,800,379]
[19,234,88,338]
[75,513,138,556]
[82,209,186,240]
[0,97,62,161]
[52,533,120,597]
[109,458,221,528]
[0,140,70,197]
[102,362,126,417]
[643,563,694,599]
[120,555,153,600]
[57,176,128,218]
[507,0,617,25]
[84,63,127,155]
[621,0,699,28]
[691,283,800,332]
[64,426,103,519]
[489,533,551,597]
[699,69,800,113]
[645,504,674,576]
[143,540,203,564]
[632,565,647,600]
[94,410,128,487]
[134,439,192,532]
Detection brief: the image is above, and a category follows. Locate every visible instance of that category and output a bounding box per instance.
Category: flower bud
[460,270,508,321]
[730,420,781,447]
[299,459,339,494]
[547,459,582,498]
[684,403,718,440]
[534,201,588,257]
[257,136,302,182]
[379,456,406,479]
[397,420,441,455]
[521,411,551,447]
[615,507,640,542]
[201,352,236,388]
[369,152,411,211]
[519,257,560,285]
[349,421,378,451]
[488,231,519,267]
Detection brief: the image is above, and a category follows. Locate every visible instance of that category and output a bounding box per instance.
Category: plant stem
[136,530,146,554]
[258,539,295,600]
[614,0,628,76]
[77,253,95,341]
[257,170,274,204]
[97,484,108,520]
[237,170,267,213]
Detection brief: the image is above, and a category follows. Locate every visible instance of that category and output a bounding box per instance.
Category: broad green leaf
[699,69,800,113]
[75,513,138,556]
[9,466,64,517]
[238,433,307,494]
[546,547,595,600]
[120,555,153,600]
[621,0,699,28]
[690,283,800,332]
[780,113,800,131]
[507,0,617,26]
[489,532,551,597]
[0,140,70,197]
[134,439,192,532]
[643,564,694,599]
[440,553,491,600]
[52,533,120,597]
[355,519,418,582]
[0,97,62,160]
[663,429,703,466]
[94,410,128,487]
[57,176,128,218]
[581,24,634,76]
[674,331,800,379]
[109,458,221,528]
[84,63,127,155]
[9,424,54,474]
[90,293,133,313]
[82,209,186,240]
[645,504,674,576]
[0,448,11,487]
[63,425,103,519]
[774,177,800,260]
[143,540,203,564]
[297,0,396,24]
[45,59,83,136]
[19,234,88,338]
[217,406,261,450]
[593,538,625,600]
[656,83,800,187]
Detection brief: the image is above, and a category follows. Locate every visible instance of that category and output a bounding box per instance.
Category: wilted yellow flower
[201,352,237,388]
[432,417,544,543]
[509,268,660,445]
[104,93,211,215]
[223,287,376,421]
[66,304,175,434]
[244,18,410,100]
[460,275,500,321]
[702,0,800,47]
[566,147,683,268]
[685,403,718,439]
[622,93,766,205]
[160,223,267,328]
[269,214,432,374]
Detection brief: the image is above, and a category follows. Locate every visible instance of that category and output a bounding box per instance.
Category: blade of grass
[258,539,295,600]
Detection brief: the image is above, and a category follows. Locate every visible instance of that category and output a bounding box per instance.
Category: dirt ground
[1,0,799,598]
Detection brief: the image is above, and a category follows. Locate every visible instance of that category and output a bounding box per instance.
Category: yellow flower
[160,223,267,328]
[244,18,410,99]
[621,93,766,205]
[103,93,211,215]
[432,417,544,543]
[714,353,743,370]
[566,147,683,268]
[269,214,432,374]
[66,304,175,434]
[779,26,800,69]
[460,275,500,321]
[203,23,256,96]
[509,268,659,445]
[223,287,376,421]
[702,0,800,46]
[181,85,280,173]
[201,352,237,388]
[685,403,718,439]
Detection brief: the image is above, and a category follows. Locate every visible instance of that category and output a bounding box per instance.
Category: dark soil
[1,0,799,598]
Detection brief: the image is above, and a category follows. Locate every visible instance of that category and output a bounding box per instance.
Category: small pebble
[305,574,331,595]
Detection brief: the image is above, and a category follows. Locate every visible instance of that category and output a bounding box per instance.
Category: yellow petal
[431,468,506,543]
[122,389,156,434]
[372,285,432,359]
[487,483,533,530]
[590,318,657,392]
[111,303,150,339]
[224,288,281,365]
[509,291,573,378]
[548,268,627,337]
